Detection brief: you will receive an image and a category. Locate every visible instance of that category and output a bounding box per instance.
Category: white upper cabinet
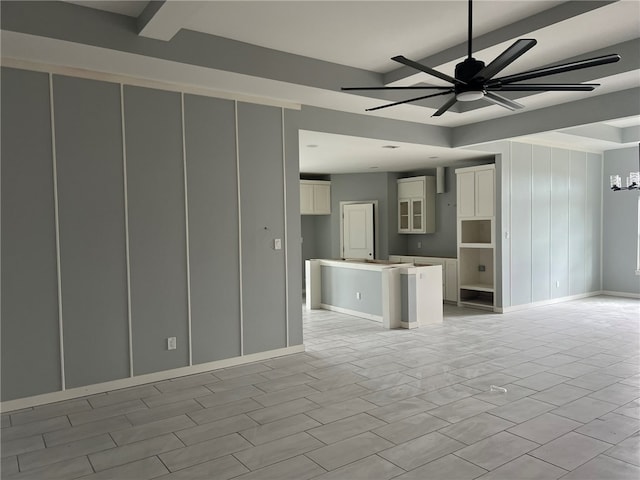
[300,180,331,215]
[456,164,495,218]
[397,176,435,234]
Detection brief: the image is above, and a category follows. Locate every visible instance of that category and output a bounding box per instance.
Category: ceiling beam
[137,0,203,41]
[452,88,640,147]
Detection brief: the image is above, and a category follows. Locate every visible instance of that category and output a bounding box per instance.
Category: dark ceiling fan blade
[472,39,537,82]
[342,86,454,91]
[488,54,621,85]
[484,92,524,111]
[366,90,453,112]
[392,55,465,86]
[487,83,599,92]
[432,95,458,117]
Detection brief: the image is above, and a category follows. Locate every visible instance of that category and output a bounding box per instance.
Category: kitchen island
[305,259,443,328]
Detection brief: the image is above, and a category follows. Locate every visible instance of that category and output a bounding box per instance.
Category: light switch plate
[274,238,282,250]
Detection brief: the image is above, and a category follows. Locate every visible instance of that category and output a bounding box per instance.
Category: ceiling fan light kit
[342,0,621,117]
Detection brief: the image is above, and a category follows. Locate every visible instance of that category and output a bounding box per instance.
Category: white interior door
[342,203,374,259]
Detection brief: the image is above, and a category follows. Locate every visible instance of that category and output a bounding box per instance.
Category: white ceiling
[27,1,640,173]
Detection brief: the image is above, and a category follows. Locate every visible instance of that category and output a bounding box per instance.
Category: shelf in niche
[460,219,493,245]
[459,288,494,309]
[459,283,494,293]
[459,243,493,249]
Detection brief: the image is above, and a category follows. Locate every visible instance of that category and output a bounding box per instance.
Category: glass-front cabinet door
[399,200,410,232]
[412,199,423,231]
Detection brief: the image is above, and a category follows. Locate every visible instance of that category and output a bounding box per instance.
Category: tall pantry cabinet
[456,164,496,309]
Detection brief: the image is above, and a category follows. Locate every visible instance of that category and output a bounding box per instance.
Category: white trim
[235,101,244,356]
[120,84,134,378]
[49,73,66,391]
[180,93,193,367]
[281,108,290,347]
[601,290,640,299]
[400,321,419,329]
[1,57,302,112]
[318,304,382,322]
[0,345,305,413]
[495,291,602,313]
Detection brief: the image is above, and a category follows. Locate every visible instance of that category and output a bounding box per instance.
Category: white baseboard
[496,291,602,313]
[1,345,305,413]
[319,304,382,322]
[400,321,419,329]
[601,290,640,299]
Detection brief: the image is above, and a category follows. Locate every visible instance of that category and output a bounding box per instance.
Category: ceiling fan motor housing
[455,57,486,94]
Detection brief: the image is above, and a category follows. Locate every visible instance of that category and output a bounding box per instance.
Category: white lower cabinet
[389,255,458,302]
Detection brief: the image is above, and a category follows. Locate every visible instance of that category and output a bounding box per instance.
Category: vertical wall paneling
[551,148,570,298]
[531,145,552,302]
[282,112,304,346]
[121,84,134,377]
[586,153,602,292]
[500,149,512,308]
[53,75,130,388]
[49,74,66,391]
[184,94,241,364]
[1,68,62,401]
[568,151,587,296]
[235,101,244,356]
[510,143,533,306]
[281,109,290,347]
[124,86,189,375]
[237,102,287,355]
[180,94,193,366]
[602,147,640,294]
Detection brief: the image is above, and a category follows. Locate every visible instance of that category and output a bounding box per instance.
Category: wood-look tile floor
[2,295,639,479]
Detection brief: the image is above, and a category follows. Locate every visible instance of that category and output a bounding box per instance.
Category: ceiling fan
[342,0,621,116]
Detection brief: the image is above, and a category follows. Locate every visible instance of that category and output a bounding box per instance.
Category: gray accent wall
[53,75,129,388]
[477,141,603,309]
[1,67,301,403]
[124,86,190,375]
[237,103,287,355]
[603,147,640,295]
[183,95,241,364]
[327,172,402,260]
[320,266,382,316]
[1,68,61,400]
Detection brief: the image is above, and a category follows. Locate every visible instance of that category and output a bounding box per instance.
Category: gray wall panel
[53,75,129,388]
[124,86,189,375]
[1,68,61,401]
[510,143,532,306]
[320,266,382,316]
[551,148,570,298]
[568,151,587,296]
[184,94,241,364]
[531,145,552,302]
[585,153,602,292]
[283,118,303,346]
[237,102,287,354]
[602,147,640,294]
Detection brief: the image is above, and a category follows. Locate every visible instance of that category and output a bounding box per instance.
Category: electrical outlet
[356,292,362,300]
[417,241,422,249]
[167,337,177,350]
[555,280,560,288]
